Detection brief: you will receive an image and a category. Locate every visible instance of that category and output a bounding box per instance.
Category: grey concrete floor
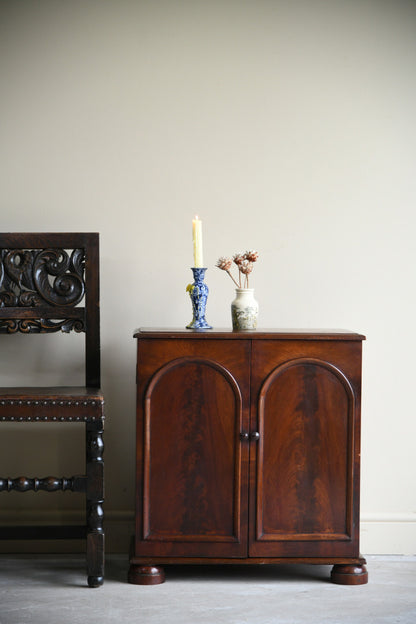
[0,555,415,624]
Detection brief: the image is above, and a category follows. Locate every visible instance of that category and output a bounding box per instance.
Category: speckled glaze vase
[231,288,258,330]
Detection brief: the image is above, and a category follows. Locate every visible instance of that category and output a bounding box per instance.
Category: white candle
[192,216,203,267]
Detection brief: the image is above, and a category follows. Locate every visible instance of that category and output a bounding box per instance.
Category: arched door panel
[135,339,250,558]
[250,357,355,557]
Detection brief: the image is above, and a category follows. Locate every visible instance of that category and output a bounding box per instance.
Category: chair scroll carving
[0,247,86,334]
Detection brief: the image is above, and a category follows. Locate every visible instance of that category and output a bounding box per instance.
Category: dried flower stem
[227,270,240,287]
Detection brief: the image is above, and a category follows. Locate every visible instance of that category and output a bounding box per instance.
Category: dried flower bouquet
[216,250,259,288]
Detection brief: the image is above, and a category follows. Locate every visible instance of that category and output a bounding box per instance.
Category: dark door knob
[250,431,260,441]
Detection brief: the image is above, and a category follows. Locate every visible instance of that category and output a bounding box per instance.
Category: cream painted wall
[1,0,415,554]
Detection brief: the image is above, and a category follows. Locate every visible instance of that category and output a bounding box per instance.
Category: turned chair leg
[86,420,105,587]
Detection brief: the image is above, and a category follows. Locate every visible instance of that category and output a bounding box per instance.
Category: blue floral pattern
[186,268,212,330]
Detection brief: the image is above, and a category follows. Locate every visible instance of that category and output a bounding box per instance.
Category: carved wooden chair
[0,233,104,587]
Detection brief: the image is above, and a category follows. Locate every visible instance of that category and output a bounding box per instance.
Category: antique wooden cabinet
[128,329,368,585]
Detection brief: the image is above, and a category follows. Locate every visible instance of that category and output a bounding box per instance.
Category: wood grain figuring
[143,358,242,542]
[256,360,352,543]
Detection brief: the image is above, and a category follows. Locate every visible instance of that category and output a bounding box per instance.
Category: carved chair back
[0,232,100,387]
[0,233,104,587]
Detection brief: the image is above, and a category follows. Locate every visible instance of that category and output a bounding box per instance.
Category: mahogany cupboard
[128,329,368,585]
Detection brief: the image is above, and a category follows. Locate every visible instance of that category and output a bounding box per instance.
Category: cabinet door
[135,339,250,558]
[249,340,362,558]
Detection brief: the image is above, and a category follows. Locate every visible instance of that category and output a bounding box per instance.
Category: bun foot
[128,564,165,585]
[331,563,368,585]
[87,575,104,588]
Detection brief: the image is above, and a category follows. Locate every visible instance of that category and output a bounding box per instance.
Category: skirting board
[0,511,415,555]
[360,513,416,556]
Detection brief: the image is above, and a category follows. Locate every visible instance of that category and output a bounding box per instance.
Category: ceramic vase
[231,288,258,330]
[186,268,212,330]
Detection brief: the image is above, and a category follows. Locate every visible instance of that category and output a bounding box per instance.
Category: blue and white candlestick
[186,268,212,330]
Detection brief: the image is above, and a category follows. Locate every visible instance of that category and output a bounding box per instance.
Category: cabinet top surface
[134,328,365,341]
